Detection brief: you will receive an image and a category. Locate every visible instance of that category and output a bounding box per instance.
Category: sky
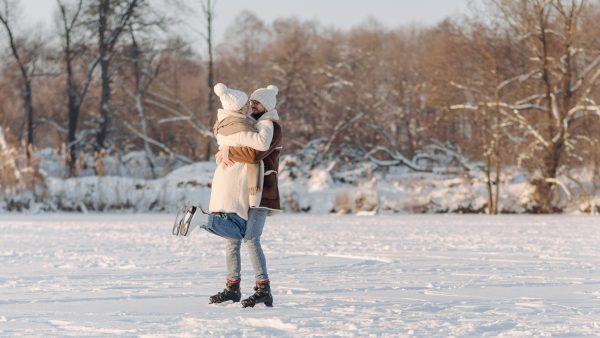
[18,0,469,44]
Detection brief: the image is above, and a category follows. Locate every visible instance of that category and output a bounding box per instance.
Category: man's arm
[228,147,268,164]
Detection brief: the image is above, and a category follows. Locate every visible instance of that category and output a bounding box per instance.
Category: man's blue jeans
[201,208,269,282]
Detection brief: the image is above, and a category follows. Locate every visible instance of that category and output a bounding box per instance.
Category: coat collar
[217,109,247,122]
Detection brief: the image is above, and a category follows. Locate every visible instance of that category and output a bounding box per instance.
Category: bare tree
[447,20,522,214]
[504,0,600,212]
[0,0,37,156]
[57,0,101,174]
[122,23,160,176]
[218,10,270,85]
[452,0,600,212]
[94,0,142,150]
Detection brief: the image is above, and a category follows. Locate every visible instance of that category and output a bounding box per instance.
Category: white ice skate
[172,205,209,236]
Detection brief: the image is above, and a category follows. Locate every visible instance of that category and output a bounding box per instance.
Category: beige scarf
[213,114,261,195]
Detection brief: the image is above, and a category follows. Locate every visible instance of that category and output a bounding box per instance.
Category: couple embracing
[173,83,283,308]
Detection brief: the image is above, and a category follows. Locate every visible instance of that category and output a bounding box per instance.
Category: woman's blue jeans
[201,208,269,282]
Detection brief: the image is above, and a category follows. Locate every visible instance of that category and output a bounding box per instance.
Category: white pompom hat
[250,85,279,111]
[214,83,248,111]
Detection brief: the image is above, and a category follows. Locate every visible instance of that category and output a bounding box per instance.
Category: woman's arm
[227,122,283,164]
[216,120,274,151]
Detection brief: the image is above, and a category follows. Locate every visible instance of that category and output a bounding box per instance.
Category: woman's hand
[216,150,235,167]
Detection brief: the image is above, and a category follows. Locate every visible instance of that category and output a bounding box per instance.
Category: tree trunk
[493,119,501,215]
[66,84,80,176]
[131,29,155,178]
[534,140,563,213]
[204,0,215,161]
[65,30,79,176]
[96,0,139,151]
[485,152,494,214]
[20,78,34,160]
[96,0,110,150]
[533,8,561,213]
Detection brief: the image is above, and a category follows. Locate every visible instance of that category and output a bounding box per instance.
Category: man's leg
[241,208,273,308]
[242,208,269,282]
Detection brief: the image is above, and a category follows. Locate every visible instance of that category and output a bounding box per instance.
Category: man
[174,85,283,308]
[212,85,283,308]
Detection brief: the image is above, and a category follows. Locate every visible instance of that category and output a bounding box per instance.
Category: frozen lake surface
[0,214,599,337]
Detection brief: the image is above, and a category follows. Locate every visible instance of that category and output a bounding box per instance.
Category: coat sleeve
[216,120,273,151]
[228,123,282,164]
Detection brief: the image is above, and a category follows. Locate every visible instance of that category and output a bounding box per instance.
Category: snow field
[0,214,599,336]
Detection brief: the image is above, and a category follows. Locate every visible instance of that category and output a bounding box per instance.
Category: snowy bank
[2,158,599,214]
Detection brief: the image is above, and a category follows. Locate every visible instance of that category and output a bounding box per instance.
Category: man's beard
[251,111,266,119]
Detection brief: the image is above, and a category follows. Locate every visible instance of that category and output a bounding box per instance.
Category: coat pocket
[262,172,278,199]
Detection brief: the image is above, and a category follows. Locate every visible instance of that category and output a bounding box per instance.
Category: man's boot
[241,282,273,308]
[209,281,242,304]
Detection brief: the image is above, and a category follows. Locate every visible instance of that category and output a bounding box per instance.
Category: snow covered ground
[1,214,599,337]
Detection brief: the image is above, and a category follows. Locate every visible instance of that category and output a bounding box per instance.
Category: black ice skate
[209,281,242,304]
[241,283,273,308]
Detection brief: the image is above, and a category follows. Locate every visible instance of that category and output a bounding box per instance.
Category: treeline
[1,0,600,213]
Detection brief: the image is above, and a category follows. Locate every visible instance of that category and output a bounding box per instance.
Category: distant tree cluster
[0,0,599,213]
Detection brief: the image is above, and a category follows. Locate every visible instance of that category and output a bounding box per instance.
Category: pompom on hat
[214,83,248,111]
[250,85,278,111]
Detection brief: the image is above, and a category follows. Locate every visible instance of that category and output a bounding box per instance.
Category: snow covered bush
[0,128,44,211]
[1,145,599,214]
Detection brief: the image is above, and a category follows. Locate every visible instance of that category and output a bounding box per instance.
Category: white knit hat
[250,85,278,111]
[214,83,248,111]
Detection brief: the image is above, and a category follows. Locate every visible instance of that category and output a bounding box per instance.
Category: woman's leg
[243,208,269,282]
[202,213,247,240]
[209,239,243,304]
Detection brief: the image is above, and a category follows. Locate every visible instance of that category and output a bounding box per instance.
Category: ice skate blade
[172,217,182,236]
[179,222,199,237]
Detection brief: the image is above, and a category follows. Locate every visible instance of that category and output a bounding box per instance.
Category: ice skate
[172,205,208,236]
[209,281,242,304]
[241,283,273,308]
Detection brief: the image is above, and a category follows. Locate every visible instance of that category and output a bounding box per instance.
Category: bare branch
[36,117,68,134]
[123,121,192,164]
